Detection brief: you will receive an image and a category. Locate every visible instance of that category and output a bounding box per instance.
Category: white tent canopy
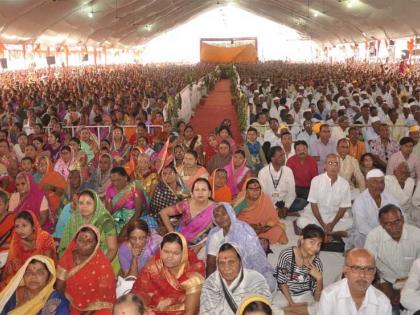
[0,0,419,47]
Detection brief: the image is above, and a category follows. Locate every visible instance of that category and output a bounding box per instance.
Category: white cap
[361,91,368,95]
[259,94,265,98]
[366,169,384,179]
[338,106,346,110]
[298,85,304,90]
[352,93,360,97]
[273,97,280,101]
[371,116,381,123]
[403,103,410,109]
[254,90,259,93]
[296,95,304,99]
[304,109,312,113]
[362,99,371,105]
[409,101,418,107]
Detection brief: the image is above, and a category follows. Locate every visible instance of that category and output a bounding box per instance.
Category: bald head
[345,248,375,266]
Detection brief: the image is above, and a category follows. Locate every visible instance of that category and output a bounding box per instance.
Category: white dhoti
[297,207,353,232]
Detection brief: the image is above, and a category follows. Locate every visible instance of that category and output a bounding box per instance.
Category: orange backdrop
[200,43,257,63]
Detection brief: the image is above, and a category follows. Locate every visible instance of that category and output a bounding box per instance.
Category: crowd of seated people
[0,61,420,315]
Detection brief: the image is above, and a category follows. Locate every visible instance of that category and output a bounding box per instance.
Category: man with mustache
[365,204,420,314]
[318,248,391,315]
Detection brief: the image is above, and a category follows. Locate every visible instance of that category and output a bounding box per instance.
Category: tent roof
[0,0,418,47]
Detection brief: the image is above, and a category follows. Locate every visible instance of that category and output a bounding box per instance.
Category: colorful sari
[209,169,233,203]
[172,199,216,246]
[58,189,116,257]
[33,155,54,183]
[131,232,205,315]
[1,211,57,290]
[105,180,156,233]
[91,153,113,198]
[134,170,159,199]
[233,178,288,245]
[156,138,174,173]
[57,225,116,314]
[224,158,250,197]
[0,255,69,315]
[150,180,187,218]
[0,211,15,253]
[53,148,75,180]
[179,166,209,192]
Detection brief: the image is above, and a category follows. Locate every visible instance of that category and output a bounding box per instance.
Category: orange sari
[233,178,288,244]
[57,225,116,315]
[0,210,56,290]
[132,232,205,315]
[209,169,232,203]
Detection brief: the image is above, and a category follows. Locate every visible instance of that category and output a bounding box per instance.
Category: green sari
[58,189,116,257]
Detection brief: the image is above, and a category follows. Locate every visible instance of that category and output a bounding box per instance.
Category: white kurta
[384,175,415,214]
[401,258,420,313]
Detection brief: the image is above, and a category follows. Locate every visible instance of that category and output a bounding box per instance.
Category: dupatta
[0,255,57,315]
[224,158,250,197]
[209,169,232,203]
[13,173,46,218]
[57,225,116,313]
[131,232,205,315]
[233,178,288,245]
[1,211,56,290]
[0,211,15,252]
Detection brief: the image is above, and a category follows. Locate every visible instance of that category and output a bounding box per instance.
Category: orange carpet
[190,79,242,144]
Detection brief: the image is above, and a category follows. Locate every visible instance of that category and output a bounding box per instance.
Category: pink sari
[174,200,216,246]
[224,159,250,197]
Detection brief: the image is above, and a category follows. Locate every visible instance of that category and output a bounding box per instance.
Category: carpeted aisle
[190,79,242,144]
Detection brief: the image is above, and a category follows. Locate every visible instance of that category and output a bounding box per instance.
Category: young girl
[275,224,324,315]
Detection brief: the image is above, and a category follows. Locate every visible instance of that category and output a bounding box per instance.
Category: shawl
[131,232,205,315]
[224,158,250,197]
[0,255,59,315]
[57,225,116,313]
[175,199,216,244]
[200,243,272,315]
[58,189,116,257]
[1,211,56,290]
[206,203,277,293]
[233,178,288,245]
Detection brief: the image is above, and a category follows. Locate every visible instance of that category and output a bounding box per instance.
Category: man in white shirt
[258,146,296,217]
[263,118,281,147]
[365,204,420,314]
[318,248,391,315]
[401,258,420,313]
[331,116,350,145]
[351,169,399,248]
[297,154,352,238]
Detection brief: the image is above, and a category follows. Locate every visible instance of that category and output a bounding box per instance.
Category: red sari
[0,210,56,290]
[57,225,116,315]
[132,232,205,315]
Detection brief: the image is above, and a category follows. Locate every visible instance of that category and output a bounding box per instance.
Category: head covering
[0,163,8,177]
[13,173,47,220]
[366,169,384,179]
[235,295,273,315]
[409,125,420,133]
[0,255,57,315]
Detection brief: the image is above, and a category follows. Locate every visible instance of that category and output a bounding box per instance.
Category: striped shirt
[275,247,323,296]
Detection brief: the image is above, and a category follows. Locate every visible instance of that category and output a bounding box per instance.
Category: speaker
[0,58,7,69]
[46,56,56,65]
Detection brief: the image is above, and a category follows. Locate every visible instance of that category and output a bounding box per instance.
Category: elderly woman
[133,153,159,199]
[90,152,113,199]
[234,178,288,245]
[56,225,116,314]
[200,243,272,315]
[0,255,69,314]
[53,145,75,180]
[177,150,209,192]
[58,190,118,262]
[111,126,130,164]
[206,140,232,174]
[0,211,56,290]
[160,178,216,253]
[118,219,162,278]
[206,203,277,292]
[131,232,205,315]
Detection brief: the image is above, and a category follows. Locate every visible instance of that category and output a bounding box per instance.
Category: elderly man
[258,146,296,217]
[365,204,420,314]
[369,123,399,169]
[318,248,391,315]
[297,154,352,239]
[337,138,365,200]
[200,243,271,315]
[385,162,415,215]
[264,117,281,147]
[386,137,420,180]
[351,169,399,248]
[310,124,337,174]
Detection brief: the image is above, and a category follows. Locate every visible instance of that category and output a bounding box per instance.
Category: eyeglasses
[346,265,376,274]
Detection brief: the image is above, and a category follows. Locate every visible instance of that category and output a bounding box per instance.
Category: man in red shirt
[286,140,318,199]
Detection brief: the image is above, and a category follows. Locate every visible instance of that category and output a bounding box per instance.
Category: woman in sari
[204,133,219,165]
[58,190,118,262]
[53,145,75,180]
[225,149,252,198]
[33,155,53,183]
[173,145,186,169]
[137,136,157,160]
[217,125,237,153]
[124,146,142,177]
[56,225,116,314]
[133,153,159,199]
[234,178,288,245]
[209,169,232,203]
[118,219,162,278]
[105,167,155,234]
[160,178,216,255]
[131,232,205,315]
[150,165,186,219]
[0,255,69,315]
[79,127,99,163]
[91,153,113,199]
[0,211,56,290]
[8,172,52,232]
[206,203,277,293]
[156,135,178,173]
[111,127,130,165]
[177,150,209,192]
[0,191,14,256]
[206,140,232,174]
